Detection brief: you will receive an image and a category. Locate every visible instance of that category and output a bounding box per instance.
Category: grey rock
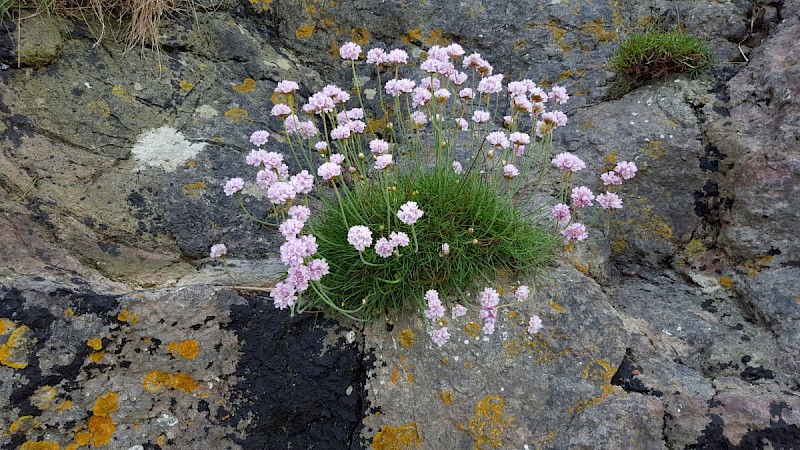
[13,15,70,68]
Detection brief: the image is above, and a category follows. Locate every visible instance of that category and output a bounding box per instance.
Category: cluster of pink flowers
[347,224,410,258]
[273,218,330,309]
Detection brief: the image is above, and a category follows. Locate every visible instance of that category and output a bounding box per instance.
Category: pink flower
[508,81,528,97]
[550,85,569,104]
[270,280,297,310]
[449,71,468,85]
[424,290,445,321]
[455,118,469,131]
[246,149,268,166]
[451,304,467,318]
[452,161,463,174]
[503,164,519,179]
[434,88,451,102]
[267,181,296,205]
[542,111,568,127]
[480,287,500,309]
[511,95,533,113]
[223,178,245,196]
[366,47,387,65]
[347,225,373,251]
[280,236,313,267]
[339,42,362,60]
[386,49,409,64]
[290,170,314,194]
[385,78,415,96]
[410,111,428,126]
[275,80,299,94]
[389,231,410,248]
[515,285,530,301]
[472,110,490,123]
[601,171,623,186]
[597,192,623,209]
[330,124,351,140]
[397,201,424,225]
[562,223,588,241]
[571,186,595,208]
[551,204,571,224]
[250,130,270,146]
[369,139,390,154]
[440,243,450,256]
[482,319,496,336]
[459,88,474,99]
[615,161,638,179]
[509,132,530,145]
[307,258,330,281]
[323,84,350,103]
[330,154,345,165]
[462,52,485,69]
[256,169,277,189]
[412,88,432,108]
[287,264,310,292]
[430,327,450,347]
[288,205,311,222]
[527,315,543,335]
[477,74,504,94]
[284,115,301,132]
[551,152,586,173]
[513,144,526,157]
[304,92,336,114]
[529,87,548,103]
[271,104,292,117]
[315,141,328,153]
[348,120,366,134]
[279,218,305,239]
[210,243,227,258]
[486,131,509,148]
[298,120,318,138]
[374,237,395,258]
[317,162,341,180]
[260,152,282,169]
[375,154,393,170]
[420,77,441,91]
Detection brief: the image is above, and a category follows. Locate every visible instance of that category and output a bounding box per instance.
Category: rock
[14,15,70,68]
[740,267,800,359]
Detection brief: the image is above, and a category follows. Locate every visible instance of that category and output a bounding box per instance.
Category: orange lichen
[402,26,422,44]
[65,445,77,450]
[233,77,257,94]
[296,25,314,39]
[87,338,103,351]
[156,434,167,446]
[503,340,523,359]
[181,182,206,198]
[406,372,414,384]
[167,339,200,359]
[20,442,60,450]
[399,329,415,348]
[469,395,513,449]
[56,400,73,413]
[1,318,13,333]
[464,322,481,338]
[87,414,115,446]
[30,385,57,411]
[224,107,250,123]
[93,392,119,416]
[719,276,733,289]
[0,324,33,369]
[8,415,38,433]
[548,301,565,313]
[74,428,91,446]
[438,390,454,406]
[570,359,616,413]
[351,27,369,46]
[117,309,138,325]
[143,370,199,393]
[389,364,399,384]
[371,422,422,449]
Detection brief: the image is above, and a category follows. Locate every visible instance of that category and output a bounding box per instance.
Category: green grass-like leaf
[306,166,561,321]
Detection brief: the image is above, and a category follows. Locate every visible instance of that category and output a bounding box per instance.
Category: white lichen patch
[131,127,206,171]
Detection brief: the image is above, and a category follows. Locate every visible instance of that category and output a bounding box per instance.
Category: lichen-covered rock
[13,15,70,67]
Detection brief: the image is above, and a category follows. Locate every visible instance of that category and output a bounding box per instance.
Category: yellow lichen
[402,26,422,44]
[571,359,616,413]
[438,390,454,406]
[682,239,707,262]
[512,38,527,51]
[224,107,250,123]
[87,414,115,446]
[64,308,74,318]
[719,276,733,289]
[503,340,523,359]
[573,259,590,276]
[469,395,513,449]
[186,160,196,168]
[464,322,481,338]
[88,100,111,117]
[248,0,272,10]
[581,19,618,42]
[179,80,195,92]
[351,27,369,46]
[181,181,206,198]
[87,338,103,351]
[156,434,167,446]
[30,385,57,411]
[295,25,314,39]
[0,318,12,334]
[117,309,138,325]
[167,339,200,359]
[547,20,572,53]
[399,329,415,348]
[548,300,565,313]
[20,442,60,450]
[371,422,422,449]
[9,415,38,434]
[233,77,257,94]
[389,365,399,384]
[0,324,33,369]
[93,392,118,417]
[56,400,73,413]
[111,85,135,104]
[640,140,666,160]
[143,370,199,393]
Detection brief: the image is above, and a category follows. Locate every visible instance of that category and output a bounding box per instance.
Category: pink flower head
[366,47,387,65]
[375,154,393,170]
[307,258,330,281]
[330,154,346,165]
[551,152,586,173]
[571,186,595,208]
[290,170,314,194]
[275,80,300,94]
[397,201,424,225]
[347,225,373,251]
[267,181,297,205]
[463,52,485,69]
[314,141,328,153]
[513,144,526,157]
[330,124,351,140]
[298,120,318,139]
[503,115,514,126]
[410,111,428,126]
[503,164,520,179]
[480,287,500,309]
[412,88,432,108]
[389,231,410,248]
[385,78,415,96]
[451,304,467,318]
[452,161,463,174]
[430,327,450,347]
[445,43,465,58]
[246,149,268,166]
[270,280,297,310]
[515,285,530,301]
[419,77,441,91]
[339,42,362,60]
[317,162,341,180]
[424,290,445,321]
[271,104,292,117]
[459,88,474,99]
[511,95,533,113]
[440,243,450,256]
[601,171,623,186]
[551,203,571,224]
[477,74,504,94]
[288,205,311,222]
[374,237,395,258]
[508,81,528,97]
[449,71,468,85]
[562,223,588,242]
[279,236,315,267]
[542,111,568,127]
[486,131,509,148]
[550,85,569,104]
[210,243,227,258]
[482,319,496,336]
[427,45,449,61]
[509,132,530,146]
[434,88,451,102]
[304,92,336,115]
[250,130,270,147]
[386,49,409,64]
[279,218,305,239]
[256,169,277,189]
[529,87,548,103]
[287,264,310,292]
[369,139,390,155]
[615,161,638,180]
[527,315,543,335]
[348,120,366,134]
[223,178,245,196]
[472,110,490,123]
[455,118,469,131]
[323,84,350,103]
[597,192,623,209]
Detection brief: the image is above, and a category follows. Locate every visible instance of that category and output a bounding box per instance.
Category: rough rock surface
[1,0,799,449]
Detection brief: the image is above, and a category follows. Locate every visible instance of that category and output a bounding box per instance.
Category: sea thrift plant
[220,40,639,339]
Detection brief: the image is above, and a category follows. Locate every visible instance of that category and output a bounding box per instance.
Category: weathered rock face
[1,0,799,448]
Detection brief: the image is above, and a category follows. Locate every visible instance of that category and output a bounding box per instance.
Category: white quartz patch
[131,127,206,171]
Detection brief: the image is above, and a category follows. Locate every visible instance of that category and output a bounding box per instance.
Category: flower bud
[487,150,495,159]
[471,238,478,245]
[468,227,474,234]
